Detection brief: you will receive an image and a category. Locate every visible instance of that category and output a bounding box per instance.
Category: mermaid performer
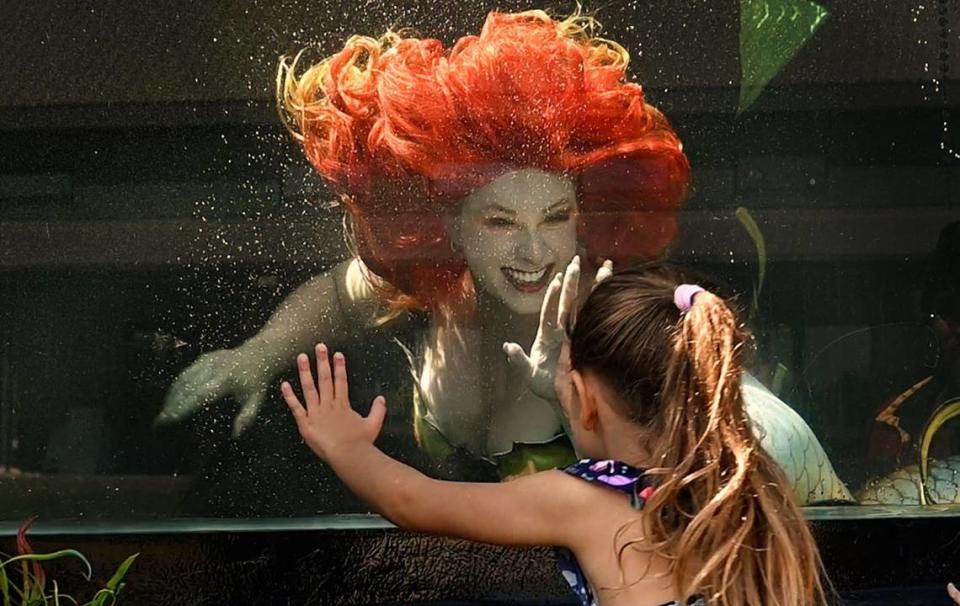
[157,10,850,504]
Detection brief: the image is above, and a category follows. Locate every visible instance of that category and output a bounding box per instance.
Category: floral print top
[556,458,706,606]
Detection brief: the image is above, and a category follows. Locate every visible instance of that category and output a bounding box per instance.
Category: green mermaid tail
[412,374,852,504]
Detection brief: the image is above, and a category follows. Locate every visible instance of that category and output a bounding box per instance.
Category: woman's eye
[484,217,515,228]
[544,211,572,224]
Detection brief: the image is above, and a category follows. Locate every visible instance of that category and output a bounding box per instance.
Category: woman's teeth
[501,265,553,292]
[503,267,547,284]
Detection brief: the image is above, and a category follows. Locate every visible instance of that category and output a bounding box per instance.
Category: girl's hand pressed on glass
[280,344,387,462]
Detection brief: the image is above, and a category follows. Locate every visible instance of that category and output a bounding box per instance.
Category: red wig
[278,10,689,311]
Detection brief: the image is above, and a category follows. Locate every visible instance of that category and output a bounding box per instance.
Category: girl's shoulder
[557,460,689,606]
[561,458,656,510]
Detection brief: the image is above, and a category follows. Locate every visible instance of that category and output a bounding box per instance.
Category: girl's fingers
[316,343,334,405]
[280,381,305,420]
[949,583,960,602]
[333,352,349,407]
[366,395,387,437]
[297,353,320,412]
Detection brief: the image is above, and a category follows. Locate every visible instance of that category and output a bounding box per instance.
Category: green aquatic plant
[0,518,137,606]
[736,206,791,397]
[739,0,829,113]
[735,206,767,320]
[919,397,960,505]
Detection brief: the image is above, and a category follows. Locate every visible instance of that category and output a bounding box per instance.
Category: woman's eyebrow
[484,204,517,215]
[546,199,573,212]
[483,198,572,215]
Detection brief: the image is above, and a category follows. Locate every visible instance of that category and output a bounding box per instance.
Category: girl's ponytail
[569,266,829,606]
[643,288,828,606]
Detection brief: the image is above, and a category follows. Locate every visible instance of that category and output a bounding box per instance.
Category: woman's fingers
[315,343,334,405]
[502,342,534,374]
[333,352,349,407]
[280,381,303,413]
[297,353,320,413]
[538,273,563,330]
[280,381,305,422]
[595,259,613,284]
[233,391,267,438]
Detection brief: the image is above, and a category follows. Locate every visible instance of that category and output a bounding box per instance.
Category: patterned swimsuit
[557,459,707,606]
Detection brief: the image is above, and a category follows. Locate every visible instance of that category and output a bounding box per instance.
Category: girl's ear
[570,369,599,432]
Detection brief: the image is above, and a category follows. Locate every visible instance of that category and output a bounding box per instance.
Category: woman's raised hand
[502,257,612,402]
[155,347,274,437]
[281,344,387,462]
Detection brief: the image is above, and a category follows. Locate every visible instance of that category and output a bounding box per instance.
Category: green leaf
[3,575,25,604]
[735,206,767,320]
[1,563,10,606]
[739,0,829,113]
[55,592,78,606]
[919,397,960,504]
[103,554,137,593]
[771,362,790,397]
[0,552,91,582]
[86,589,117,606]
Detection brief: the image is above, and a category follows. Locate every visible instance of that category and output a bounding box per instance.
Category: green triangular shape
[739,0,829,114]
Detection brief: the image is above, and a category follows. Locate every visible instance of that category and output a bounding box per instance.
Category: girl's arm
[281,344,590,548]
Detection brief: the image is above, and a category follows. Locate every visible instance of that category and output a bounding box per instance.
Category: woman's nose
[515,228,548,264]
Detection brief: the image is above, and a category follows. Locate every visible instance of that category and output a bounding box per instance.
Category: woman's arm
[158,258,393,435]
[242,258,387,375]
[282,344,589,548]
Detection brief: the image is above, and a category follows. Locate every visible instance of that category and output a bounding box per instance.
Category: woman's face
[452,168,578,315]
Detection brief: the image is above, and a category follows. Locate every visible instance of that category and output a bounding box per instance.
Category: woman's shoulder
[335,257,387,301]
[332,258,423,329]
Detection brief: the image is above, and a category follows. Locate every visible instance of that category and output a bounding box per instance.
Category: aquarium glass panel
[0,0,957,524]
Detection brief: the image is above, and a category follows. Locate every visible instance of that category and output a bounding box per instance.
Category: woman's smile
[501,264,554,293]
[455,169,579,314]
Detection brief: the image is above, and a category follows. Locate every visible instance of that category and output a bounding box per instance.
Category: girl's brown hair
[569,263,829,606]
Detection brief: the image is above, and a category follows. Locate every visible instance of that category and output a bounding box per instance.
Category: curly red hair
[278,9,689,311]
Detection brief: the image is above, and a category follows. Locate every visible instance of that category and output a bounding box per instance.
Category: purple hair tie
[674,284,705,313]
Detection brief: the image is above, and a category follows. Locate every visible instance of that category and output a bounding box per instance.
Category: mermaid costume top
[412,385,576,478]
[396,326,577,478]
[557,458,707,606]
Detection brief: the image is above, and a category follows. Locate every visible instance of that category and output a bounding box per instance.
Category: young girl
[280,259,829,606]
